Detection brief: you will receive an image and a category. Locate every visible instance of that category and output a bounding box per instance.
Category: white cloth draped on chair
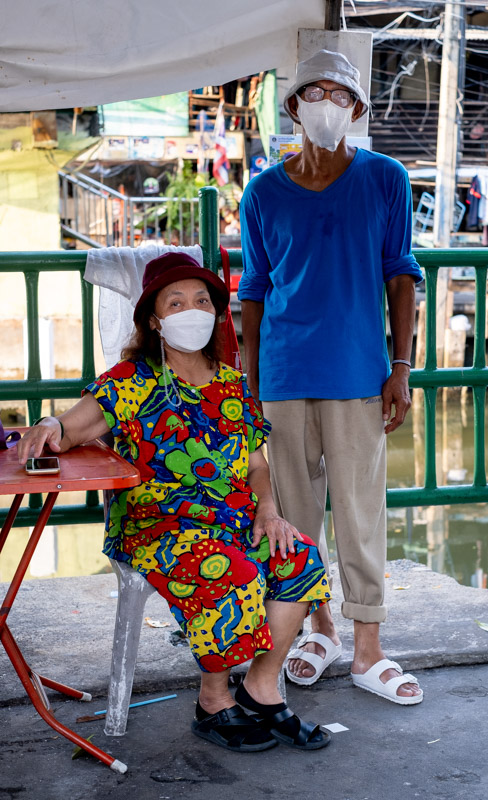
[84,244,203,369]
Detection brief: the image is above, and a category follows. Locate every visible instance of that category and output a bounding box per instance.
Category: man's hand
[382,364,411,434]
[384,273,416,434]
[246,370,261,408]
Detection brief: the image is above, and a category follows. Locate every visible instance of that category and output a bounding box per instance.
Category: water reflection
[324,391,487,588]
[0,490,109,584]
[385,390,487,588]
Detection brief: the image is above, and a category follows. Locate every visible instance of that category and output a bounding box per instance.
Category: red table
[0,432,140,773]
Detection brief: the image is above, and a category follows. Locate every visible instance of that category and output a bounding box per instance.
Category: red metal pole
[0,493,24,554]
[0,492,57,631]
[1,624,127,772]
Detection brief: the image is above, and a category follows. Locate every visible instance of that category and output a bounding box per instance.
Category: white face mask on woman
[296,95,354,151]
[154,308,215,353]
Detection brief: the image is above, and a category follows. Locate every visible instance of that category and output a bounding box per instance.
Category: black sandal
[235,684,331,751]
[191,703,278,752]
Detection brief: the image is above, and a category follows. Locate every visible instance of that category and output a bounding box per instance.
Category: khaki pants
[262,398,387,624]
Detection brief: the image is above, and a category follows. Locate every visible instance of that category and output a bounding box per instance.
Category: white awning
[1,0,326,112]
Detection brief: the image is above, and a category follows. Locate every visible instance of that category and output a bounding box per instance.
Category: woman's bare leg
[244,599,309,704]
[198,670,235,714]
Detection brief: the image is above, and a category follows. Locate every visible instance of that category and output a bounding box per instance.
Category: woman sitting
[18,252,332,753]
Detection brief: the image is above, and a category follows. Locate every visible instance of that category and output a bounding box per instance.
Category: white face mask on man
[296,95,354,151]
[154,309,215,353]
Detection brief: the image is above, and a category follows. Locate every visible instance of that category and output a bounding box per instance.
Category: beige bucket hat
[284,49,369,123]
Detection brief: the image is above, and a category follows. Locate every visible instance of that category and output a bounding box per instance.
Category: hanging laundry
[478,173,488,226]
[466,175,482,228]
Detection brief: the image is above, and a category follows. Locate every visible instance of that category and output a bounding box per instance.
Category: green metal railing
[0,250,100,524]
[394,250,488,508]
[1,186,487,528]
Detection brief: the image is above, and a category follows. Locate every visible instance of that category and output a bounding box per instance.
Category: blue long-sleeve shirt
[238,148,422,400]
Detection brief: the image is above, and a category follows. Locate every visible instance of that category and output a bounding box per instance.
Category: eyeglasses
[299,85,357,108]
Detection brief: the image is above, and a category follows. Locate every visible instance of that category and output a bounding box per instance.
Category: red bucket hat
[133,252,229,322]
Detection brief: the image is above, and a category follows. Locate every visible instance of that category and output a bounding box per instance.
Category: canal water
[1,390,487,588]
[386,391,488,590]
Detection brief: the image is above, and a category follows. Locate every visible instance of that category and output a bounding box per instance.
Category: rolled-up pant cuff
[341,601,387,624]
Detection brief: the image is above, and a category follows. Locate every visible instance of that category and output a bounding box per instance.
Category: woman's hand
[17,393,110,465]
[17,418,62,464]
[251,509,304,559]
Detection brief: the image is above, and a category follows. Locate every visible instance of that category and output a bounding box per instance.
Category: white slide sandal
[351,658,423,705]
[285,632,342,686]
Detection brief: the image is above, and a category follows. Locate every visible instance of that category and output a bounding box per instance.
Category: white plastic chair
[103,560,287,737]
[104,559,156,736]
[413,191,466,234]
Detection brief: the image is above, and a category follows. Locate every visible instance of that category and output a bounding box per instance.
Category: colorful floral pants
[128,526,331,672]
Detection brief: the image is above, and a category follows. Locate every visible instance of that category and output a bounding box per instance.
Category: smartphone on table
[25,457,60,474]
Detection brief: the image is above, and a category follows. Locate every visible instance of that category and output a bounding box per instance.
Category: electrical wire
[373,10,442,40]
[465,44,488,55]
[419,46,432,129]
[384,59,418,118]
[370,38,433,104]
[348,10,488,105]
[345,1,488,124]
[351,1,488,7]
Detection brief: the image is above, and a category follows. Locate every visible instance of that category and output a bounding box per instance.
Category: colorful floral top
[84,359,271,563]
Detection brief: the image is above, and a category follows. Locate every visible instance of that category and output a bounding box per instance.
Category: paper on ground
[321,722,349,733]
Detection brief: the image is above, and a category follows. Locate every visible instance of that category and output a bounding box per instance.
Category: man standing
[238,50,423,704]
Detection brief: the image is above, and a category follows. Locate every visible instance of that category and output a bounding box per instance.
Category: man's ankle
[311,623,339,641]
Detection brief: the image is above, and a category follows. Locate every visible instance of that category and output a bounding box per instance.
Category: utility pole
[433,0,466,365]
[324,0,342,31]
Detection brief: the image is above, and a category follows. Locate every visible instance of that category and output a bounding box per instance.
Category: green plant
[165,161,217,243]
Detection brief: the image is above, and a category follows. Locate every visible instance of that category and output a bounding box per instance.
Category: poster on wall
[268,133,372,167]
[128,137,165,160]
[100,94,189,137]
[268,134,303,166]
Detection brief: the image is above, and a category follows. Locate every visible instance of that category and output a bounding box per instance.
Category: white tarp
[1,0,326,112]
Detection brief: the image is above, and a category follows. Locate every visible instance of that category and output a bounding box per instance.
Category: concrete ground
[1,559,488,799]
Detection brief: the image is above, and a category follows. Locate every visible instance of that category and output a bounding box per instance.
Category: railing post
[198,186,220,273]
[129,201,135,248]
[74,184,80,236]
[24,271,42,426]
[24,270,43,509]
[473,265,487,371]
[423,387,438,490]
[179,201,184,246]
[80,274,95,383]
[190,199,195,246]
[80,270,98,509]
[472,385,486,487]
[122,198,128,247]
[104,195,112,247]
[472,264,487,487]
[62,174,69,228]
[424,267,438,371]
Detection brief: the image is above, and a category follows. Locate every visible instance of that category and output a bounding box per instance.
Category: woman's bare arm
[247,448,303,558]
[17,393,110,463]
